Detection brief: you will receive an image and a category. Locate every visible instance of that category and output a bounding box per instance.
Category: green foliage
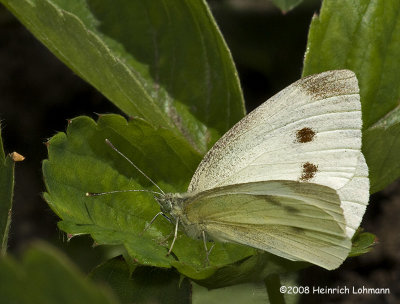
[0,242,119,304]
[43,114,255,280]
[265,274,285,304]
[1,0,245,152]
[194,252,305,289]
[193,271,300,304]
[90,257,191,304]
[349,229,376,257]
[192,281,269,304]
[0,126,16,255]
[363,108,400,192]
[303,0,400,193]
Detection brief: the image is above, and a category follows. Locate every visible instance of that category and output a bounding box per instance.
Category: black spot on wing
[300,162,318,181]
[295,127,315,143]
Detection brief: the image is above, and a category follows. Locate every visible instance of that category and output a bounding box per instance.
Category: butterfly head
[154,193,186,217]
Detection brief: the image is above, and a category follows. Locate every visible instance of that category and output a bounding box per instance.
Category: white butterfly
[100,70,369,270]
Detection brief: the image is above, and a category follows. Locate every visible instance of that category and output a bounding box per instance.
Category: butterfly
[92,70,370,270]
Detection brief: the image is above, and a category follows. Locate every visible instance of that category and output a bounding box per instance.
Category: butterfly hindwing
[183,180,351,270]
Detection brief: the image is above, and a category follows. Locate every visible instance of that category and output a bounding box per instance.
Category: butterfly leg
[141,212,171,236]
[202,231,215,266]
[167,218,179,256]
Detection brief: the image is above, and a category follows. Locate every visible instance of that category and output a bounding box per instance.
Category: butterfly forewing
[189,70,361,193]
[184,180,351,270]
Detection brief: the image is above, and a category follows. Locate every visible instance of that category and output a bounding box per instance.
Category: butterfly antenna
[105,139,165,195]
[86,189,164,197]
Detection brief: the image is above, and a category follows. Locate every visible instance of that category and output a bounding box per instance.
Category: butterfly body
[156,193,207,241]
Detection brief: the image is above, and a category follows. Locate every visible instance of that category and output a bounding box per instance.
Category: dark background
[0,0,399,303]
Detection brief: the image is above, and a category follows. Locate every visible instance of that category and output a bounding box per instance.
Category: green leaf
[192,281,269,304]
[90,257,191,304]
[349,229,376,257]
[0,126,17,255]
[194,252,306,289]
[363,106,400,192]
[1,0,245,152]
[264,274,285,304]
[270,0,304,12]
[43,114,254,280]
[0,242,119,304]
[302,0,400,192]
[0,126,4,162]
[192,272,300,304]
